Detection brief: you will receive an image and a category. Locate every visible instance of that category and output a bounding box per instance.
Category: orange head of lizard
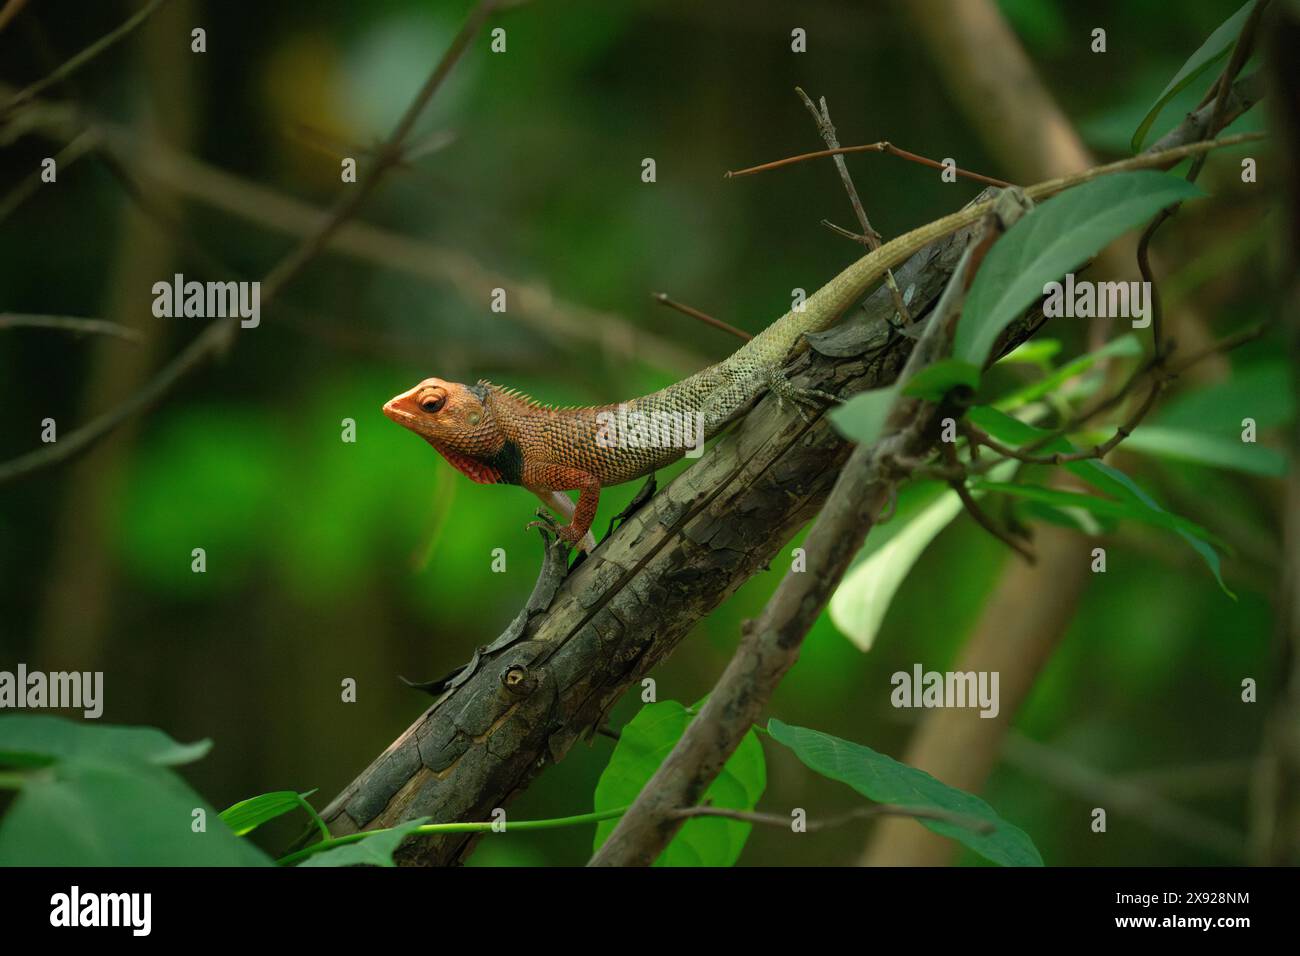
[382,378,511,483]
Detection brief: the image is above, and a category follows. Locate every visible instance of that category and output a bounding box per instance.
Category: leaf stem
[276,805,630,866]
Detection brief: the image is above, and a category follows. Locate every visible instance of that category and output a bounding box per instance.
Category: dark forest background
[0,0,1285,865]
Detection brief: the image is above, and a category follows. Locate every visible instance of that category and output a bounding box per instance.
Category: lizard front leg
[764,367,840,422]
[525,463,601,553]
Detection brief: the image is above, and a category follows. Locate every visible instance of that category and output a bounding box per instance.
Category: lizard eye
[420,394,446,414]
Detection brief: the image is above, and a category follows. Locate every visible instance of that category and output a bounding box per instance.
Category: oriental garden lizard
[383,139,1238,552]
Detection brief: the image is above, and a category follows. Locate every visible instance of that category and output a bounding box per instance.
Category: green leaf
[971,481,1220,542]
[767,719,1042,866]
[828,458,1021,651]
[1118,425,1285,477]
[997,338,1062,368]
[593,701,766,866]
[1130,1,1254,152]
[0,715,211,769]
[0,758,273,866]
[1155,360,1294,433]
[967,406,1234,596]
[954,173,1203,370]
[298,817,430,867]
[901,360,980,401]
[830,490,965,650]
[993,335,1143,412]
[828,385,897,446]
[1083,458,1235,599]
[221,790,316,837]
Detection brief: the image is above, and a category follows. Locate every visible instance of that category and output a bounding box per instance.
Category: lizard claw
[526,509,595,554]
[766,371,840,422]
[525,509,561,538]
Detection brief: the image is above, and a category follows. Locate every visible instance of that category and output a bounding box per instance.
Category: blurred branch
[5,94,706,373]
[0,0,28,36]
[0,0,501,487]
[0,128,97,224]
[1003,733,1248,862]
[0,313,142,342]
[2,0,172,115]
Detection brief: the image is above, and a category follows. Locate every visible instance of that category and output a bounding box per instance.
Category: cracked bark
[308,199,1047,865]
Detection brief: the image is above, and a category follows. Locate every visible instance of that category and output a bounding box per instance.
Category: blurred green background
[0,0,1286,866]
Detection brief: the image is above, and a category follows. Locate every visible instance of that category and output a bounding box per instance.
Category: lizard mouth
[382,395,418,425]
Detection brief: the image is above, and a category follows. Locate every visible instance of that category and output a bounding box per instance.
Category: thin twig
[653,292,751,342]
[795,88,912,323]
[820,220,872,243]
[726,140,1014,188]
[2,0,172,115]
[948,468,1036,562]
[0,313,142,342]
[0,129,98,225]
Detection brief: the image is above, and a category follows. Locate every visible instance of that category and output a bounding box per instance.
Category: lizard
[382,139,1238,553]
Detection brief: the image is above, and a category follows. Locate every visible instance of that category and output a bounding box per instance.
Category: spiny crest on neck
[479,379,580,413]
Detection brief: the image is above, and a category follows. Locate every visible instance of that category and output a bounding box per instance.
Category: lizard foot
[766,371,840,423]
[525,509,594,554]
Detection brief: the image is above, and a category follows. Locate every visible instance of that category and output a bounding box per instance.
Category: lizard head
[382,378,502,464]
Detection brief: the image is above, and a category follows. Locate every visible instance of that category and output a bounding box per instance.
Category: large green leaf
[972,481,1219,541]
[592,700,765,866]
[221,790,316,837]
[829,489,965,651]
[1154,360,1293,434]
[0,758,272,866]
[954,173,1203,372]
[767,719,1042,866]
[968,406,1234,596]
[0,715,210,769]
[1118,425,1285,477]
[1130,1,1255,152]
[828,460,1022,652]
[297,818,430,867]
